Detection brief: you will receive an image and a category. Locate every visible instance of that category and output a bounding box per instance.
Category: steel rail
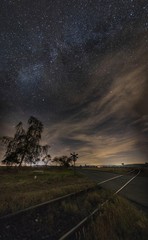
[59,170,141,240]
[0,172,126,220]
[0,169,135,220]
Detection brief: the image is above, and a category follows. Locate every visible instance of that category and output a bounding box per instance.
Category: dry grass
[60,189,107,217]
[61,201,80,215]
[84,196,148,240]
[0,167,94,216]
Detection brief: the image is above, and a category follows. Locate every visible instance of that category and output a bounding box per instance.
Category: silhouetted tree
[18,116,44,166]
[1,122,26,166]
[70,152,78,174]
[41,145,51,166]
[1,116,50,167]
[2,152,19,166]
[42,154,51,166]
[52,156,72,168]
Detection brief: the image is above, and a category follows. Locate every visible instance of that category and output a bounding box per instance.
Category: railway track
[0,169,139,240]
[59,170,141,240]
[0,172,125,220]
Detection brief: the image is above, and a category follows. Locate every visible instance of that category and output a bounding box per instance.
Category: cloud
[41,42,148,164]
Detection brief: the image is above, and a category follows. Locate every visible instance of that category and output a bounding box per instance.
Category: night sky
[0,0,148,165]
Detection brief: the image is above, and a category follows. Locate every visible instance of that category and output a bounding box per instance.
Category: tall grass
[84,196,148,240]
[0,167,94,216]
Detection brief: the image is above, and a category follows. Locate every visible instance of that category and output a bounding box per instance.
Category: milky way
[0,0,148,165]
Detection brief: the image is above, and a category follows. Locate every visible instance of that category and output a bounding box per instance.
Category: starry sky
[0,0,148,165]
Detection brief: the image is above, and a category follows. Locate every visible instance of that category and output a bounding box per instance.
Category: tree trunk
[19,153,26,167]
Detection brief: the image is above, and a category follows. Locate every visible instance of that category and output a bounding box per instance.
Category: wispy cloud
[40,43,148,164]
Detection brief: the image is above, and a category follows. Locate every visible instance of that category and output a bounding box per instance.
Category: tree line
[0,116,78,168]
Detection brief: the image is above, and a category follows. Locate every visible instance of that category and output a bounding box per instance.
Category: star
[0,0,148,165]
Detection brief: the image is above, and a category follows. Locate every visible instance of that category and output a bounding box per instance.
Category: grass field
[0,166,94,216]
[0,167,148,239]
[85,195,148,240]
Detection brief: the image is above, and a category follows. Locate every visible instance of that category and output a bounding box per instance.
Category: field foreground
[0,167,148,240]
[0,167,94,216]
